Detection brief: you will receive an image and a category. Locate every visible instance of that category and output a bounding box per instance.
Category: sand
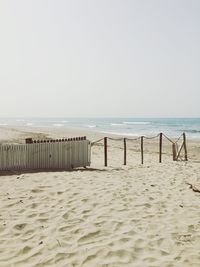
[1,125,200,267]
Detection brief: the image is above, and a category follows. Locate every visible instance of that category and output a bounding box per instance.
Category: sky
[0,0,200,118]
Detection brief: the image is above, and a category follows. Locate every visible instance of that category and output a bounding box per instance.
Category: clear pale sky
[0,0,199,117]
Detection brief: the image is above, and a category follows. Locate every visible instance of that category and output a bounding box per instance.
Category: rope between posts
[163,133,183,144]
[163,134,174,144]
[93,136,142,143]
[91,138,104,146]
[143,133,160,140]
[108,137,124,141]
[108,137,143,141]
[126,137,141,141]
[174,133,184,144]
[91,132,184,146]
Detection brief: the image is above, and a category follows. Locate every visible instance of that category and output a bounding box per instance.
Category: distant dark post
[183,133,188,161]
[141,136,144,164]
[172,143,177,161]
[104,137,108,167]
[124,138,127,165]
[159,133,163,163]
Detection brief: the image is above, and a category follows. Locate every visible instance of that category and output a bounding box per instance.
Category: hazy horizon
[0,0,200,117]
[0,116,200,119]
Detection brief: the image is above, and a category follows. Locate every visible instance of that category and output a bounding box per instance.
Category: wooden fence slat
[68,142,72,169]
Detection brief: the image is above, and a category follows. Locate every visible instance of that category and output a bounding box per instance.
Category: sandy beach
[1,126,200,267]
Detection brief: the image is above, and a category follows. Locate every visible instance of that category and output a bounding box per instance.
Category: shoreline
[1,124,200,142]
[1,117,200,142]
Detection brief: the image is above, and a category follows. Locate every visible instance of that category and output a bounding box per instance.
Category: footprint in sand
[14,223,27,231]
[31,189,44,193]
[17,245,32,255]
[78,230,101,243]
[62,212,69,220]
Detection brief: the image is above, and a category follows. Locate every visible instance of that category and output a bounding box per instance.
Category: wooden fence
[92,132,188,166]
[0,137,91,171]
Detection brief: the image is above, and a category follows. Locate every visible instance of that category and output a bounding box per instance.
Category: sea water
[0,118,200,139]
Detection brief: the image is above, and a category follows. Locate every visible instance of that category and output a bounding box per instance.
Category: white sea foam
[26,123,33,126]
[87,125,97,128]
[123,121,151,125]
[16,119,25,122]
[110,123,124,126]
[0,123,8,126]
[53,124,64,127]
[99,130,140,137]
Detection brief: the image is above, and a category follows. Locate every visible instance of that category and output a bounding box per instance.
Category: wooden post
[159,133,163,163]
[124,138,127,165]
[183,133,188,161]
[104,137,108,167]
[141,136,144,164]
[172,143,177,161]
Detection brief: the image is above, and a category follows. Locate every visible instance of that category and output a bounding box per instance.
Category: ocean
[0,118,200,139]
